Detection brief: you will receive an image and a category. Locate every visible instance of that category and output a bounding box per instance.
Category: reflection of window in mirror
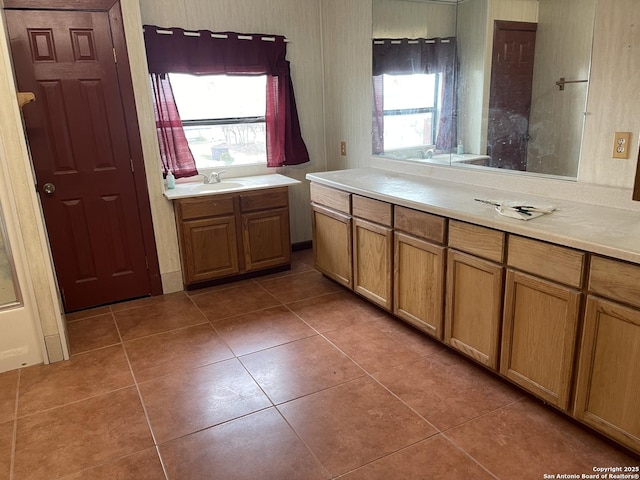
[380,73,440,152]
[372,37,457,163]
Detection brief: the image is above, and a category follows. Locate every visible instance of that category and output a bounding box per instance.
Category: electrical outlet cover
[612,132,632,159]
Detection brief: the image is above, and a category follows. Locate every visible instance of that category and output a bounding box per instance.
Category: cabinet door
[242,207,291,272]
[501,270,581,410]
[574,296,640,453]
[445,249,504,369]
[394,232,445,339]
[180,215,240,284]
[353,218,393,310]
[312,204,352,288]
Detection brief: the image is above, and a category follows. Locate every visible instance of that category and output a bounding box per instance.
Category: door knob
[42,183,56,195]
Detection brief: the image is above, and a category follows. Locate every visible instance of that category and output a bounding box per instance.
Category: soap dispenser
[166,170,175,189]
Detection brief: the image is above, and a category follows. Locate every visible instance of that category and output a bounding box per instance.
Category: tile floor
[0,249,637,480]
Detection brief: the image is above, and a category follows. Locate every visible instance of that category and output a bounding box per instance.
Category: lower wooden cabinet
[574,296,640,453]
[180,215,240,284]
[307,181,640,455]
[242,207,290,271]
[500,270,581,410]
[311,204,352,288]
[352,217,393,310]
[445,249,504,369]
[393,232,445,339]
[175,187,291,286]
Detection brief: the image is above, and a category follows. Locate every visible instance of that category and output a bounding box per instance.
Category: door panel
[6,9,151,311]
[487,21,537,171]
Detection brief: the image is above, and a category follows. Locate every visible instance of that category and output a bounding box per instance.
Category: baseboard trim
[292,240,312,252]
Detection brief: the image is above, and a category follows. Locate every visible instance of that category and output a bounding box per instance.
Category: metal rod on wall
[555,77,588,91]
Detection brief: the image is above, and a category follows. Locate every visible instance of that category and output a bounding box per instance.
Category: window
[382,73,440,151]
[169,73,267,168]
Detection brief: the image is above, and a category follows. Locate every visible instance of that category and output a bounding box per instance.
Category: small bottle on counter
[166,170,175,189]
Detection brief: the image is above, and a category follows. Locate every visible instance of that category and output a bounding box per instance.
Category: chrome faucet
[201,170,226,184]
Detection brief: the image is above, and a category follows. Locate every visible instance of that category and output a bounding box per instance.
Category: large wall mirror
[372,0,596,179]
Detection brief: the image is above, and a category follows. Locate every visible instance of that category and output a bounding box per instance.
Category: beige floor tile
[0,421,13,480]
[278,376,436,476]
[66,314,120,355]
[110,291,187,313]
[160,408,328,480]
[212,305,316,356]
[60,448,166,480]
[287,291,386,333]
[18,346,133,417]
[373,349,522,430]
[191,282,280,322]
[241,335,365,404]
[369,314,445,356]
[13,388,153,480]
[258,270,342,303]
[139,359,271,444]
[323,322,424,374]
[124,323,234,382]
[0,371,18,424]
[114,295,207,341]
[65,305,112,323]
[339,435,494,480]
[446,398,637,480]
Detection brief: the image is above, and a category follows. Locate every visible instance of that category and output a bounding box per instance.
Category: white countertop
[164,174,301,200]
[306,168,640,264]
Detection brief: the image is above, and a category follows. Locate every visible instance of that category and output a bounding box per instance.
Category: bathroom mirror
[372,0,596,179]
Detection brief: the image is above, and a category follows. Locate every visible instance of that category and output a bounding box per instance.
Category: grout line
[112,316,168,479]
[271,406,333,479]
[8,369,21,480]
[440,431,502,480]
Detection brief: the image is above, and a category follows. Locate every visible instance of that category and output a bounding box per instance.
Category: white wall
[372,0,456,38]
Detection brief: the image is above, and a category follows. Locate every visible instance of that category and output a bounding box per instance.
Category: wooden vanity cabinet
[445,220,505,369]
[393,206,446,339]
[574,256,640,452]
[175,187,292,286]
[175,194,241,285]
[310,183,352,288]
[352,195,393,310]
[500,236,584,411]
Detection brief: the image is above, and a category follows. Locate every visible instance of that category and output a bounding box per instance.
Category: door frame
[4,0,163,301]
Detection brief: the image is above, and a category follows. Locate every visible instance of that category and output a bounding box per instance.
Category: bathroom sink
[187,181,246,192]
[163,174,301,200]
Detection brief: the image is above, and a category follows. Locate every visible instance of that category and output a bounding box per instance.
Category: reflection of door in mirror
[455,0,595,178]
[487,21,537,171]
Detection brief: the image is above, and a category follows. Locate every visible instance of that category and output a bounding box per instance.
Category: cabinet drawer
[508,236,585,288]
[394,206,446,244]
[589,256,640,309]
[448,220,504,263]
[177,195,235,220]
[240,187,288,213]
[310,183,350,214]
[352,195,392,226]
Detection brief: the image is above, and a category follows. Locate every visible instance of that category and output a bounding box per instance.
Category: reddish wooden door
[6,9,152,312]
[487,21,537,171]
